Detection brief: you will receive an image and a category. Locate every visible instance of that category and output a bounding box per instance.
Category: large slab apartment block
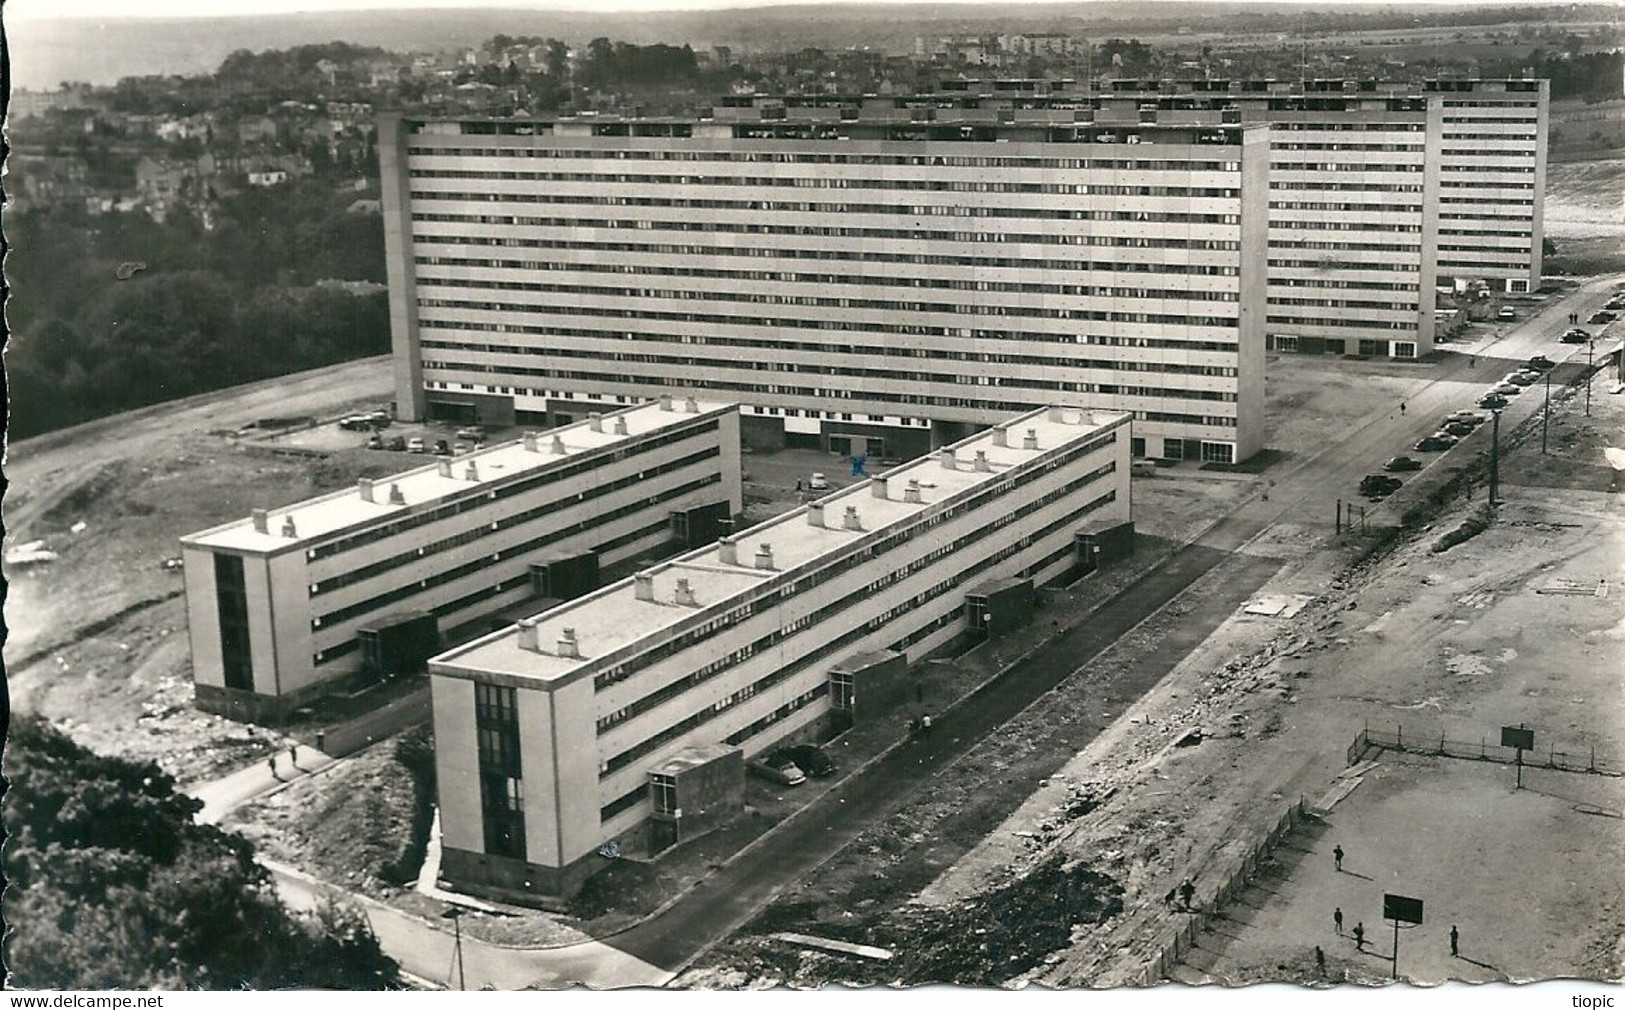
[180,397,742,723]
[428,405,1131,901]
[379,109,1267,464]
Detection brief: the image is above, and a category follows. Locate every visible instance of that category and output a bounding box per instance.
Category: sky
[4,0,1525,20]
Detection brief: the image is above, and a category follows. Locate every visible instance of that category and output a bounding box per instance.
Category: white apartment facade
[428,405,1131,899]
[180,397,742,722]
[379,111,1268,464]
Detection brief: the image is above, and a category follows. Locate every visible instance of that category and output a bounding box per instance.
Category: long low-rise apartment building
[429,405,1131,900]
[380,111,1267,464]
[180,397,741,722]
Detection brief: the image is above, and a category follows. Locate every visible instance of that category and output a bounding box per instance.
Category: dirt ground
[1545,158,1625,276]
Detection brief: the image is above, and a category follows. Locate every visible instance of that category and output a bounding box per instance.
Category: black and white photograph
[3,0,1623,995]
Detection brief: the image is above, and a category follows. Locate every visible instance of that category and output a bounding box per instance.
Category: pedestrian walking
[1333,844,1344,872]
[795,479,803,493]
[266,754,278,779]
[1399,402,1407,416]
[1469,355,1476,369]
[1353,923,1365,950]
[1165,886,1180,907]
[1179,878,1196,910]
[920,713,933,735]
[1315,946,1326,975]
[1334,906,1344,935]
[288,743,299,770]
[1450,925,1459,957]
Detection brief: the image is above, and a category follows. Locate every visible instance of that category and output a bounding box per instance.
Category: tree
[3,716,401,989]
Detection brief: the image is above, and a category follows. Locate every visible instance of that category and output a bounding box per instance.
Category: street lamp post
[1542,369,1551,455]
[441,907,466,991]
[1586,338,1595,417]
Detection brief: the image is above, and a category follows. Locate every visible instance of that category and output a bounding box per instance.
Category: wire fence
[1348,723,1620,778]
[1143,794,1312,984]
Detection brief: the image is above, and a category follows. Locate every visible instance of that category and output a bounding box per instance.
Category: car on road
[1477,393,1509,411]
[1489,382,1523,396]
[1441,421,1476,437]
[1589,311,1616,326]
[1525,355,1555,371]
[455,426,486,443]
[1447,410,1487,426]
[406,436,427,453]
[1384,455,1423,472]
[1502,371,1537,387]
[1415,434,1457,452]
[1497,306,1517,321]
[1360,474,1403,498]
[808,472,830,491]
[1562,328,1592,344]
[773,744,836,778]
[747,755,806,787]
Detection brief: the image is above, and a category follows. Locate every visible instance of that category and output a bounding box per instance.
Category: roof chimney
[939,448,957,470]
[718,536,739,566]
[550,434,566,455]
[388,483,406,505]
[358,478,375,503]
[516,616,541,652]
[464,460,479,481]
[974,450,991,472]
[674,577,698,606]
[281,515,298,538]
[870,476,889,499]
[437,459,453,477]
[992,427,1009,447]
[904,479,923,504]
[1023,428,1039,450]
[843,505,863,531]
[251,508,269,534]
[659,394,674,411]
[754,543,776,570]
[807,503,826,527]
[557,627,581,659]
[522,431,539,452]
[634,570,654,602]
[588,412,603,433]
[613,415,629,436]
[684,395,699,413]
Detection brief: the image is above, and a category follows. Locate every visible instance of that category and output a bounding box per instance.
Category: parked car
[387,435,408,451]
[1360,474,1403,498]
[1588,311,1616,325]
[1477,393,1509,411]
[455,426,486,443]
[1384,456,1423,472]
[1446,410,1487,426]
[774,744,836,778]
[1605,297,1625,311]
[1489,382,1522,396]
[363,410,392,429]
[338,414,371,431]
[1415,435,1457,452]
[365,433,385,450]
[434,439,453,455]
[1502,371,1537,387]
[1442,421,1475,437]
[747,755,806,787]
[1130,460,1160,477]
[808,472,830,491]
[1562,328,1591,344]
[407,437,427,453]
[1497,306,1517,321]
[1525,355,1555,371]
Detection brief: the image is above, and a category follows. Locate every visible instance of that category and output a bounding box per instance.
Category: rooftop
[433,406,1130,688]
[182,395,733,555]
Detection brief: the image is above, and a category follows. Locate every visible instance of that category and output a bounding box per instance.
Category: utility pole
[1542,369,1551,454]
[442,907,466,991]
[1586,337,1595,417]
[1489,408,1503,506]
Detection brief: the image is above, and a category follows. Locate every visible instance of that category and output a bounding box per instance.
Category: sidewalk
[193,743,337,825]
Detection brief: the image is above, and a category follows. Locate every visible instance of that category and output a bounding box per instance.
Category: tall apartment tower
[1426,78,1548,295]
[379,111,1269,465]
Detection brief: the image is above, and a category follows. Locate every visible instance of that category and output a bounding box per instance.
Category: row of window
[590,430,1119,691]
[413,231,1242,277]
[408,145,1241,171]
[306,419,719,561]
[1268,296,1419,311]
[419,336,1240,377]
[1271,220,1422,234]
[409,168,1240,199]
[1267,201,1422,214]
[422,354,1238,404]
[1267,258,1415,274]
[1273,161,1421,173]
[409,211,1246,250]
[416,265,1239,304]
[410,189,1245,226]
[1271,181,1423,193]
[1440,165,1536,174]
[1439,228,1533,239]
[1273,142,1423,153]
[310,448,720,597]
[597,483,1119,779]
[1266,315,1414,331]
